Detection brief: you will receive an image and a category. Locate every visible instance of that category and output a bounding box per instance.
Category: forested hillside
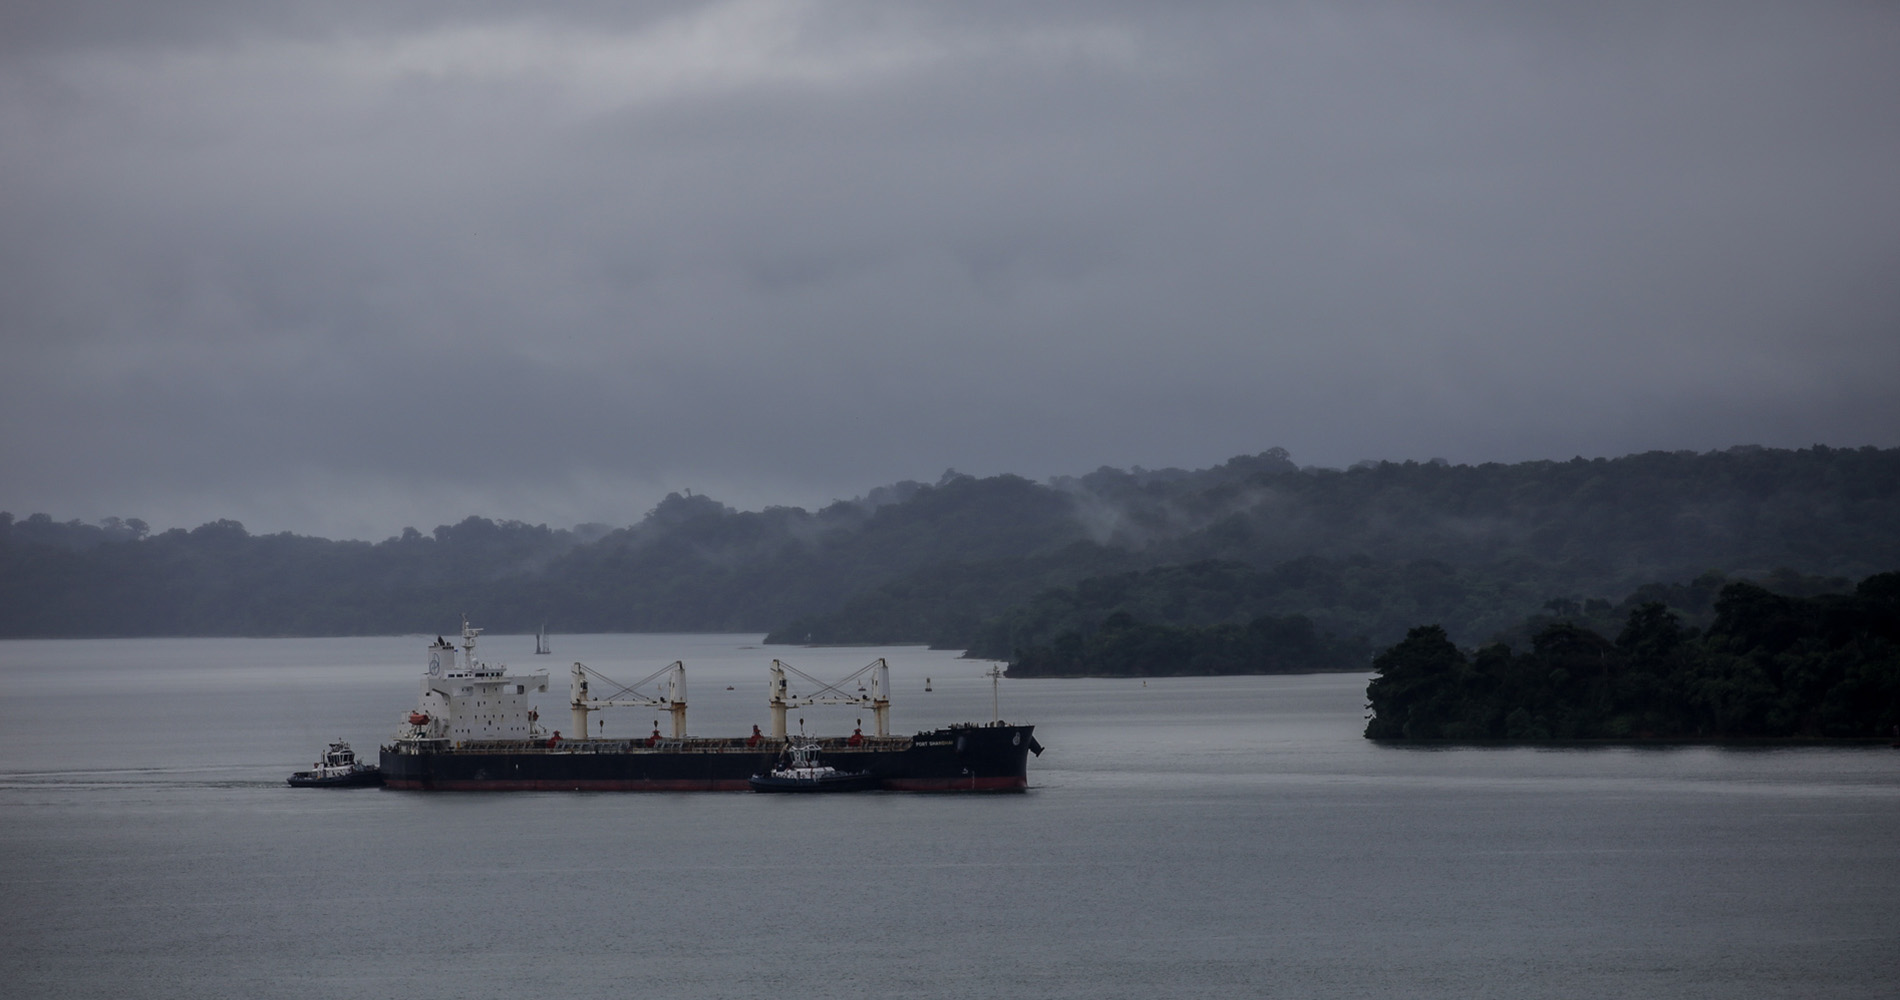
[0,474,1081,636]
[1363,572,1900,740]
[779,445,1900,657]
[3,446,1896,650]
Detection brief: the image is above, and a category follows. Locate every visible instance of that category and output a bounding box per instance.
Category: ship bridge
[405,617,549,744]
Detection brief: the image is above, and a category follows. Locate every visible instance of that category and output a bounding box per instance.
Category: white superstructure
[403,618,549,744]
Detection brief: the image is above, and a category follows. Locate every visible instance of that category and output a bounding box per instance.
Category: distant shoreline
[1369,736,1897,747]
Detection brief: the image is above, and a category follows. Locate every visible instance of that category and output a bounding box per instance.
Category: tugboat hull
[287,739,384,787]
[286,768,383,788]
[747,771,882,793]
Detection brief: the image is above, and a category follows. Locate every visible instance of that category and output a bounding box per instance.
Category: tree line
[1006,609,1368,677]
[3,445,1897,650]
[1363,573,1900,740]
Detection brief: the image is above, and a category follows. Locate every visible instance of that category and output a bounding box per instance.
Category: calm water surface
[2,634,1895,998]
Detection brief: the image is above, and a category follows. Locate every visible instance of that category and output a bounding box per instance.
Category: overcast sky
[3,1,1896,540]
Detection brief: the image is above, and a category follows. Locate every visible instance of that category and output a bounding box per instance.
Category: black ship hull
[380,724,1037,792]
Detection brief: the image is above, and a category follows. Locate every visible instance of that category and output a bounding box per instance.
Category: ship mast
[460,614,482,667]
[987,663,1003,725]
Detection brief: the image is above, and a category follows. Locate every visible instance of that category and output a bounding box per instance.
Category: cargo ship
[379,619,1040,791]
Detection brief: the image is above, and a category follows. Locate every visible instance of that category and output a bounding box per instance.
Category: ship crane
[571,660,686,739]
[769,658,890,739]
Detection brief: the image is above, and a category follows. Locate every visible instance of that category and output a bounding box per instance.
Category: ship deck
[390,735,915,754]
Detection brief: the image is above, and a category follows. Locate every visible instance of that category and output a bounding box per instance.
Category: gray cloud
[3,1,1897,539]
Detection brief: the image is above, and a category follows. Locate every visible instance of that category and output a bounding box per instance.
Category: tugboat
[748,739,881,793]
[287,740,384,788]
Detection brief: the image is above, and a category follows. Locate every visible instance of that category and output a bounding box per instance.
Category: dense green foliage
[0,474,1087,636]
[1363,573,1900,740]
[1007,609,1368,677]
[962,557,1546,662]
[3,445,1898,644]
[773,444,1900,651]
[763,544,1144,647]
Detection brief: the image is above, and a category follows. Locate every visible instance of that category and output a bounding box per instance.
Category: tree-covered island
[1364,572,1900,740]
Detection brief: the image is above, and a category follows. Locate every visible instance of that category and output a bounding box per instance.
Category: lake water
[2,634,1896,999]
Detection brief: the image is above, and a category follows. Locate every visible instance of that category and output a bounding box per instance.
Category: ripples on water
[2,635,1895,999]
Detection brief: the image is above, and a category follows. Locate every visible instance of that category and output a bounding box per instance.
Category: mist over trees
[3,447,1897,667]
